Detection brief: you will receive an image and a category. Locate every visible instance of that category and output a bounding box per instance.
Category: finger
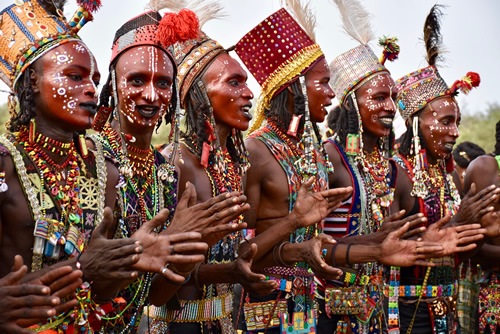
[140,209,170,233]
[52,299,79,316]
[48,271,83,299]
[91,207,117,240]
[166,232,203,244]
[453,224,482,233]
[38,266,74,286]
[200,191,243,212]
[384,210,406,223]
[1,259,28,286]
[390,221,411,239]
[169,241,209,254]
[455,244,478,253]
[456,234,484,246]
[204,222,247,239]
[158,267,190,283]
[433,215,452,229]
[206,200,249,224]
[413,260,438,267]
[165,254,206,265]
[7,284,53,298]
[403,226,426,240]
[177,181,196,209]
[11,254,24,272]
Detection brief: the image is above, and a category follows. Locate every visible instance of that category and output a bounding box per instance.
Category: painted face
[202,53,254,131]
[304,57,335,123]
[33,41,100,131]
[418,96,461,162]
[115,46,174,129]
[355,72,397,138]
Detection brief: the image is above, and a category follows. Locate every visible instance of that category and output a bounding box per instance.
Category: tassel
[448,72,481,95]
[157,9,199,47]
[29,119,36,143]
[346,133,360,156]
[92,106,113,131]
[78,134,88,158]
[287,114,302,138]
[200,142,211,168]
[378,36,400,65]
[76,0,102,13]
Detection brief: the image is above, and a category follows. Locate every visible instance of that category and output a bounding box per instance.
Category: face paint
[419,96,461,161]
[202,53,254,131]
[114,46,174,128]
[304,58,335,123]
[33,40,100,131]
[355,72,396,139]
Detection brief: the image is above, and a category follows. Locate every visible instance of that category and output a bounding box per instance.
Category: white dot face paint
[303,58,334,123]
[354,72,396,139]
[114,46,174,129]
[419,97,461,162]
[34,41,100,131]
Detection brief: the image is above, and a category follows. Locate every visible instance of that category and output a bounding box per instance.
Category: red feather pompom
[157,9,200,47]
[466,72,480,88]
[77,0,102,13]
[448,71,481,95]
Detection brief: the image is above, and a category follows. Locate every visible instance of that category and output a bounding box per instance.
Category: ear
[29,68,40,94]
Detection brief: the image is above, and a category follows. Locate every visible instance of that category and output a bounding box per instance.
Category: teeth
[241,107,250,112]
[379,117,393,125]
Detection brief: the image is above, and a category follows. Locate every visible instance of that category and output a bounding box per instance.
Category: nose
[141,81,158,103]
[243,85,254,100]
[83,83,97,99]
[450,124,460,138]
[326,85,335,99]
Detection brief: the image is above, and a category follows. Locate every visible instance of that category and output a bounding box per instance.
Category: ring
[161,264,169,274]
[170,245,175,255]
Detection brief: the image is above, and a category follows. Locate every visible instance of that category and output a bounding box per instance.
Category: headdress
[329,0,399,105]
[234,2,324,133]
[0,0,100,90]
[395,5,480,121]
[171,0,226,109]
[329,0,399,157]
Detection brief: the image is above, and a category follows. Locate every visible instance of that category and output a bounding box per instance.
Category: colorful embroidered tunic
[0,132,106,333]
[320,139,396,334]
[391,154,461,334]
[90,130,178,334]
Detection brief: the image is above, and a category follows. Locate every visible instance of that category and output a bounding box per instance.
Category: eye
[69,73,83,81]
[228,79,240,87]
[442,119,450,126]
[131,77,144,86]
[156,79,172,89]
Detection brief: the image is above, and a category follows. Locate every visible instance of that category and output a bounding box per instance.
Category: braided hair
[267,79,322,141]
[9,68,37,132]
[495,120,500,156]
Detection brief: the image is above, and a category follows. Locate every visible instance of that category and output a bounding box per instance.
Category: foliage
[457,103,500,154]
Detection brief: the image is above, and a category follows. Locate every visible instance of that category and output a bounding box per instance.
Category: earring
[78,133,88,158]
[29,119,36,143]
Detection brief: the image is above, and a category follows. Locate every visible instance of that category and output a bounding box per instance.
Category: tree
[457,103,500,153]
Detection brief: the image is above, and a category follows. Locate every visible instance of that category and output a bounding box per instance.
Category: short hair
[452,141,486,168]
[326,105,341,133]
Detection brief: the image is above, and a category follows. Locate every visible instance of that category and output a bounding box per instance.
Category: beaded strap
[261,266,313,278]
[146,291,233,322]
[384,283,456,298]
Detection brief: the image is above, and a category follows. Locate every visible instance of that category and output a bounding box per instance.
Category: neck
[29,118,76,165]
[111,119,153,151]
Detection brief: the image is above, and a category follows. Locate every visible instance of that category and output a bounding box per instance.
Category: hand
[297,234,343,280]
[232,244,277,296]
[454,184,500,226]
[168,182,250,246]
[80,207,142,282]
[481,210,500,238]
[375,211,427,242]
[422,215,486,256]
[380,222,445,267]
[156,232,209,284]
[0,255,59,333]
[291,177,352,229]
[19,266,84,327]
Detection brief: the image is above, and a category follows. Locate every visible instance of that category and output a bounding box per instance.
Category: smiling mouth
[443,142,455,151]
[136,106,159,119]
[378,116,394,127]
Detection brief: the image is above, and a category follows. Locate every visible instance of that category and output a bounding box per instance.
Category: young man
[234,6,445,333]
[391,5,498,333]
[0,1,207,331]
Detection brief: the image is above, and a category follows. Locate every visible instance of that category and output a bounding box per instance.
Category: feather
[423,4,446,66]
[281,0,317,41]
[187,0,226,28]
[39,0,67,15]
[146,0,187,13]
[332,0,374,45]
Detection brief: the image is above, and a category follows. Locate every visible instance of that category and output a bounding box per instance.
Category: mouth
[378,115,394,128]
[136,105,160,119]
[80,102,98,115]
[240,104,253,120]
[443,142,456,152]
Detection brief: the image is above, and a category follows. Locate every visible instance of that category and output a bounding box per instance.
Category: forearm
[473,243,500,268]
[149,274,186,306]
[197,262,236,285]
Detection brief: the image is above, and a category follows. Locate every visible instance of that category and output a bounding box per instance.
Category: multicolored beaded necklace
[18,127,84,258]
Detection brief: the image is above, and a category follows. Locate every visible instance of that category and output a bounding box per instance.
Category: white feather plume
[145,0,187,12]
[332,0,374,45]
[281,0,317,41]
[187,0,227,28]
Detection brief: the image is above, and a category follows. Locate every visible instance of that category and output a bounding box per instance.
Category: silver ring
[161,264,169,274]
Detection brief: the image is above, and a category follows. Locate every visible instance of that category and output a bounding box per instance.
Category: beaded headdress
[329,0,399,105]
[172,1,226,108]
[0,0,100,90]
[234,5,324,133]
[395,5,480,121]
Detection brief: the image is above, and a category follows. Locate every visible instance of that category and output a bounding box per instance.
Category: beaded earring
[297,76,317,177]
[410,117,427,198]
[346,92,364,161]
[78,133,88,158]
[28,118,36,143]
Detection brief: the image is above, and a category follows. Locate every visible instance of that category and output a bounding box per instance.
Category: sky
[1,0,499,124]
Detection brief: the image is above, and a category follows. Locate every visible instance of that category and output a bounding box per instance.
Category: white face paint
[115,46,174,128]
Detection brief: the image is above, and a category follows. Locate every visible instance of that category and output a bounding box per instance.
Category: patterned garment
[0,133,106,333]
[91,133,178,334]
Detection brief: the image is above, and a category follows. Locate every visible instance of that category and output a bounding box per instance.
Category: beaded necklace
[18,128,84,258]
